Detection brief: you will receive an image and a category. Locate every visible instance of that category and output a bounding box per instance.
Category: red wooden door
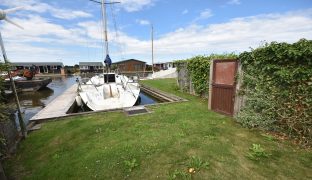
[211,59,238,116]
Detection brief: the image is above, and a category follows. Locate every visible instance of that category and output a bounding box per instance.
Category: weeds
[188,156,210,172]
[261,134,276,141]
[168,169,191,180]
[168,156,209,179]
[247,144,271,161]
[124,158,139,172]
[52,153,60,160]
[204,134,217,140]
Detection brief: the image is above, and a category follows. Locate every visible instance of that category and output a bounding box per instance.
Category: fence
[177,63,196,96]
[177,60,244,117]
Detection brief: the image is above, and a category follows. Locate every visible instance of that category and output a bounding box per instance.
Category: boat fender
[75,96,82,106]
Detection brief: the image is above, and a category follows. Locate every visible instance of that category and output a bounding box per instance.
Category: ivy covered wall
[237,39,312,147]
[175,39,311,147]
[176,53,238,97]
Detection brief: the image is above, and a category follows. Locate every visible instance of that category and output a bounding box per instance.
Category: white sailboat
[77,0,140,111]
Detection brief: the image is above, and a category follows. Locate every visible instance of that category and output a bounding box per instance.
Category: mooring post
[208,60,214,110]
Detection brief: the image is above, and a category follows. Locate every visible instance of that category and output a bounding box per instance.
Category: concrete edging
[27,83,188,129]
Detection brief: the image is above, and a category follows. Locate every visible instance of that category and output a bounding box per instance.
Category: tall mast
[151,24,154,73]
[101,0,109,56]
[90,0,119,78]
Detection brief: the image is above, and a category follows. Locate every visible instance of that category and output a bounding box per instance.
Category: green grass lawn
[4,79,312,179]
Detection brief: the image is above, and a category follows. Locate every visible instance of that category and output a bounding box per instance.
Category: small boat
[4,76,52,92]
[77,73,140,111]
[2,65,52,92]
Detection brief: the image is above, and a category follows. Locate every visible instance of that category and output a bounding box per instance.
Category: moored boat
[76,0,141,111]
[4,77,52,92]
[77,73,140,111]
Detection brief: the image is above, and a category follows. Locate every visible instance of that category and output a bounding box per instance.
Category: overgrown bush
[0,62,10,117]
[0,62,11,157]
[176,53,237,96]
[186,55,211,95]
[238,39,312,147]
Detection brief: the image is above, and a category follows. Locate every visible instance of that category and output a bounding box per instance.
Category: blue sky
[0,0,311,65]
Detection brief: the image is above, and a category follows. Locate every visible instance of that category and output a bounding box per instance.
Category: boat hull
[78,74,140,111]
[4,77,52,92]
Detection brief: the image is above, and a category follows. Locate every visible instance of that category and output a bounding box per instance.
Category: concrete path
[30,84,78,122]
[152,68,177,79]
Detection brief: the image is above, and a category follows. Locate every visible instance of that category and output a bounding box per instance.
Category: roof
[79,62,104,66]
[11,62,64,67]
[113,59,146,64]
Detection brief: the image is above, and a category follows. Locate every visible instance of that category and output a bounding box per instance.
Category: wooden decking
[140,85,186,102]
[30,84,78,122]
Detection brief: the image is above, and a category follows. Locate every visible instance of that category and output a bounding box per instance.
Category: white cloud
[182,9,188,15]
[44,7,92,20]
[227,0,241,5]
[0,0,36,7]
[136,19,150,25]
[199,9,213,19]
[0,15,96,63]
[0,0,92,20]
[2,15,89,44]
[115,9,312,62]
[119,0,154,12]
[193,9,213,22]
[5,42,66,59]
[1,2,312,65]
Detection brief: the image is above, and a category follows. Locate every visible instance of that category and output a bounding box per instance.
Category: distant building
[79,62,104,73]
[113,59,146,72]
[11,62,64,74]
[154,62,176,71]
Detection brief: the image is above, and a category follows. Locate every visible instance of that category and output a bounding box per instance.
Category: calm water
[139,91,158,105]
[9,76,77,124]
[8,75,157,125]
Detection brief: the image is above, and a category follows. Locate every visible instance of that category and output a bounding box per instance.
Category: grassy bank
[4,79,312,179]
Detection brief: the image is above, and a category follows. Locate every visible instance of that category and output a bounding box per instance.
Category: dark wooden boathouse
[11,62,64,74]
[79,62,104,73]
[113,59,146,72]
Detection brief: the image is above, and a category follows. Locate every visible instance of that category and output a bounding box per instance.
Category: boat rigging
[75,0,141,111]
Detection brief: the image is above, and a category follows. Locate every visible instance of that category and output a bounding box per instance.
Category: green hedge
[238,39,312,147]
[176,53,237,95]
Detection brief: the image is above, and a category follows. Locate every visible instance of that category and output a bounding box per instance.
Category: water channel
[8,75,158,125]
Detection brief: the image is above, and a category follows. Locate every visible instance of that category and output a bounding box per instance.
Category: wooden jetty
[140,85,185,102]
[30,84,78,122]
